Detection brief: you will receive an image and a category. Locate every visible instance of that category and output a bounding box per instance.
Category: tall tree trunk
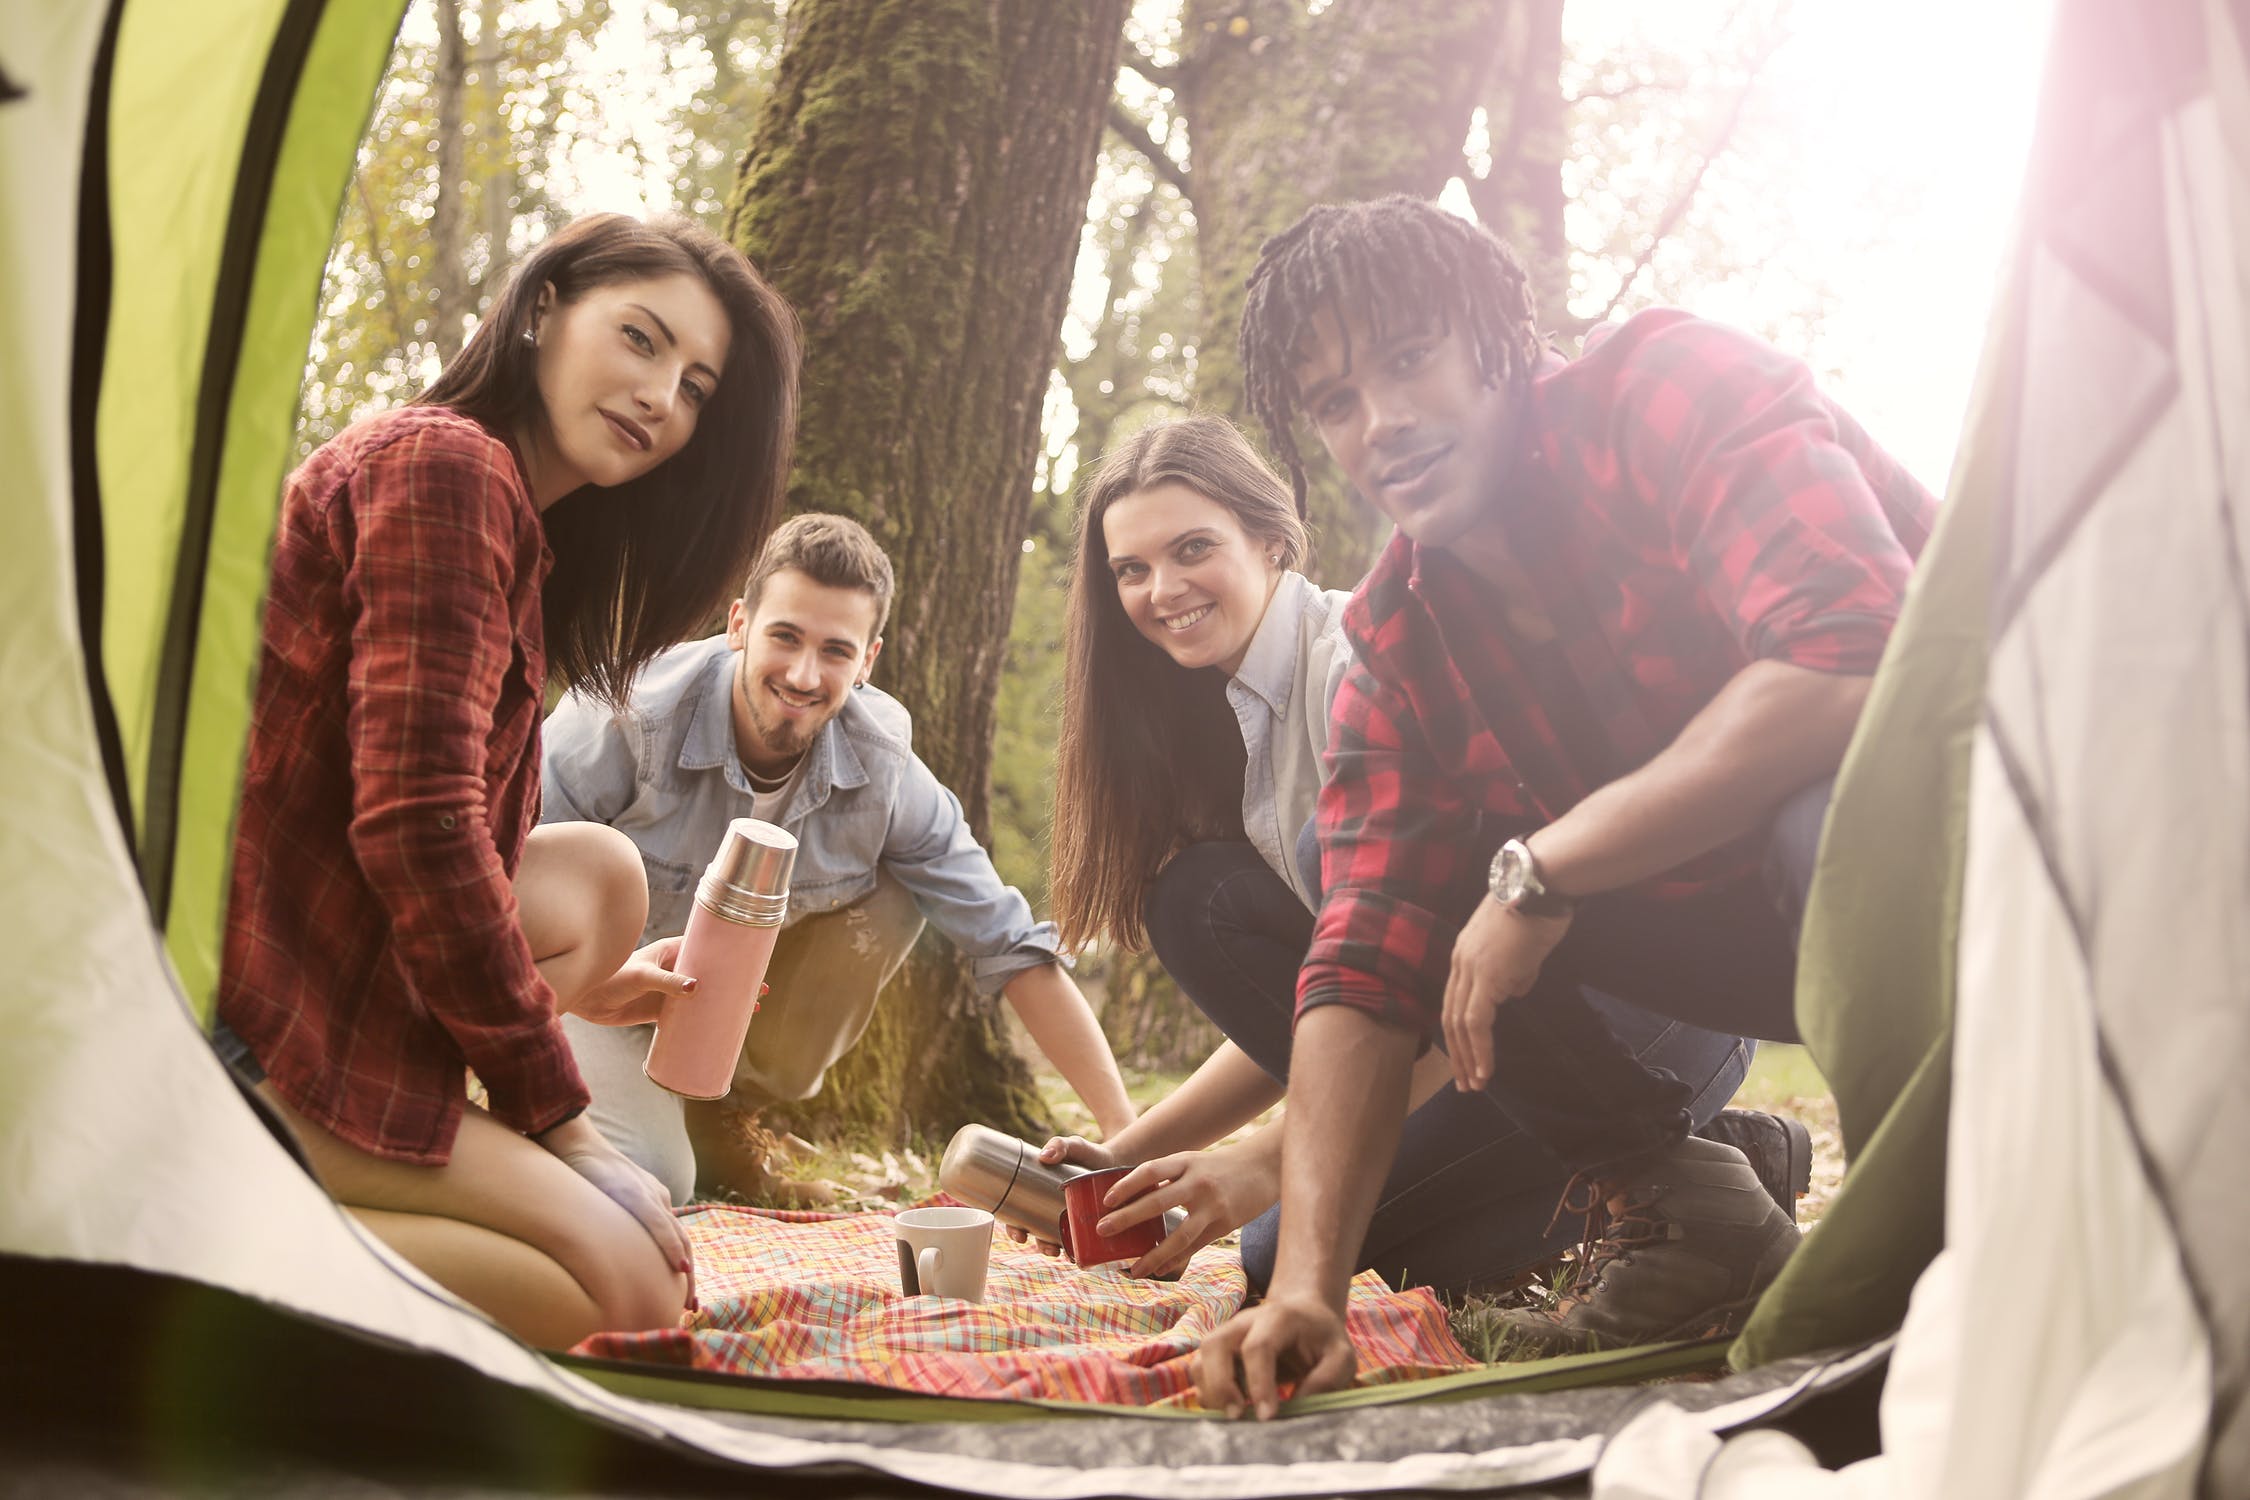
[473,0,514,302]
[723,0,1129,1145]
[1177,0,1513,587]
[1466,0,1569,324]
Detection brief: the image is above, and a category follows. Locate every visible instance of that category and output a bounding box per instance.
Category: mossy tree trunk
[722,0,1130,1145]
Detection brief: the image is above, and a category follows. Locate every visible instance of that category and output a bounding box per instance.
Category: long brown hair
[1050,414,1312,950]
[416,212,802,707]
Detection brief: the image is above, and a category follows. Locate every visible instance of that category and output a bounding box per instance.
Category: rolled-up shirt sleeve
[338,427,585,1136]
[1614,315,1917,675]
[1296,656,1484,1041]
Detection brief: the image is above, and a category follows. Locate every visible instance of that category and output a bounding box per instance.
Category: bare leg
[348,1208,603,1350]
[264,1087,688,1348]
[514,821,648,1012]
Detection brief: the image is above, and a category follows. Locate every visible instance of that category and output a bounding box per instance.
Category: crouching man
[1197,196,1933,1414]
[542,513,1135,1203]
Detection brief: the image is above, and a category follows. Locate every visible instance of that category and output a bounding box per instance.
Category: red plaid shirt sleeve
[1295,654,1479,1038]
[339,425,581,1135]
[1609,313,1919,674]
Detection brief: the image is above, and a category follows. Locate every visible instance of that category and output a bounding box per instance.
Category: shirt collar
[680,643,747,784]
[678,642,869,804]
[1230,571,1318,718]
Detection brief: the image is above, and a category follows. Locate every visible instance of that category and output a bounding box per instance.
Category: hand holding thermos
[644,818,797,1099]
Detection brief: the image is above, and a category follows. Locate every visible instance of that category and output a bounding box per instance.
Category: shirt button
[439,814,457,829]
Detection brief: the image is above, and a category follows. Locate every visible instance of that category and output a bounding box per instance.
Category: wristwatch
[1488,837,1574,917]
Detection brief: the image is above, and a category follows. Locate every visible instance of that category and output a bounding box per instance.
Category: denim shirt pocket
[641,852,700,945]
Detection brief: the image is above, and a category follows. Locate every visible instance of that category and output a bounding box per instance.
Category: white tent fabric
[1595,0,2248,1493]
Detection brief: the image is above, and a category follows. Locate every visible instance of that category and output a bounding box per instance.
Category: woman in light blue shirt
[1046,414,1764,1299]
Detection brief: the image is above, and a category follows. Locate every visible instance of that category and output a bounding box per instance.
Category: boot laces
[1544,1170,1665,1307]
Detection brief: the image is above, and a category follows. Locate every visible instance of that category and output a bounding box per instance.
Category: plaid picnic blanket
[574,1202,1478,1407]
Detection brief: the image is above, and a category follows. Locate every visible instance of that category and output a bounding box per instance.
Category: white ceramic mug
[893,1206,994,1303]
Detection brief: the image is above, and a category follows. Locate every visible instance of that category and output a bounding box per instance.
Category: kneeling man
[543,513,1135,1203]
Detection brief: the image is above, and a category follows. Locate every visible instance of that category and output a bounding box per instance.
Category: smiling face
[523,272,731,508]
[1295,302,1523,551]
[1102,480,1284,677]
[726,568,884,778]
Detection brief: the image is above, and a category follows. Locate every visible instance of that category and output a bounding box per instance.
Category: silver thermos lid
[697,817,797,926]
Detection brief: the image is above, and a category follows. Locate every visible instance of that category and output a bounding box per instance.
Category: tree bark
[724,0,1129,1145]
[1468,0,1569,324]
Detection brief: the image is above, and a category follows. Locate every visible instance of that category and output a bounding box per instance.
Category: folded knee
[576,1242,689,1336]
[586,824,651,949]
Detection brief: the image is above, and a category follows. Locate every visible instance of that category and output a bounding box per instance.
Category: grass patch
[1735,1043,1828,1111]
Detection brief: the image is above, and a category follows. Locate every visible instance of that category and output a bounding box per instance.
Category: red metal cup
[1058,1166,1164,1268]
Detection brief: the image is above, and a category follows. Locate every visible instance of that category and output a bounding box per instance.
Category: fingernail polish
[682,977,698,992]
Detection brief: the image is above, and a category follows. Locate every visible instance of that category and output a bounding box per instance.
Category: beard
[746,696,822,759]
[736,661,835,770]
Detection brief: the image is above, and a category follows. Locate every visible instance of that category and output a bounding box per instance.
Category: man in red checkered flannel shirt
[1194,197,1935,1417]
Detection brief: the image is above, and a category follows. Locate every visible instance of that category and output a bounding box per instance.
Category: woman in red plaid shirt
[214,214,800,1347]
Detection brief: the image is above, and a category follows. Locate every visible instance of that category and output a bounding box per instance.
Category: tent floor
[0,1255,1880,1498]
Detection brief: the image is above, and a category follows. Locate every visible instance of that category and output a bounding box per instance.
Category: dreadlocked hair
[1239,194,1542,513]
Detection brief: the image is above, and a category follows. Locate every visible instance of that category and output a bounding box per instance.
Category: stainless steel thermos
[939,1123,1081,1243]
[939,1123,1188,1249]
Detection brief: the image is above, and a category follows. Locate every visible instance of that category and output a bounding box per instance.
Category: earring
[522,328,536,347]
[1268,553,1282,565]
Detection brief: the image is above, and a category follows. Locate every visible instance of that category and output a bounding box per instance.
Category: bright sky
[559,0,2057,496]
[1551,0,2056,491]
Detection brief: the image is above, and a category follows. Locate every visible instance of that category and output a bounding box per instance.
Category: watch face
[1495,842,1532,903]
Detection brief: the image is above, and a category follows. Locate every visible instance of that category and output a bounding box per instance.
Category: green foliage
[296,0,616,456]
[651,0,785,225]
[987,533,1069,907]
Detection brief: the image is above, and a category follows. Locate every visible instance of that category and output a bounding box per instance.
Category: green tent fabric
[1730,314,2001,1371]
[89,0,412,1025]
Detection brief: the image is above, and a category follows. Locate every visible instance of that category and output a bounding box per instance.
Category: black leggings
[1143,841,1754,1298]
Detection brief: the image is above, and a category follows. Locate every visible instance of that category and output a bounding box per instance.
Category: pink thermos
[644,817,797,1099]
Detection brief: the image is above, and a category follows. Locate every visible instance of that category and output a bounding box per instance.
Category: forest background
[293,0,2045,1150]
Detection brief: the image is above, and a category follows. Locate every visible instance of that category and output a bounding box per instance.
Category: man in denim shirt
[544,514,1136,1203]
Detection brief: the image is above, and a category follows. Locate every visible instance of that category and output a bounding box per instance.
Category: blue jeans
[1143,835,1758,1300]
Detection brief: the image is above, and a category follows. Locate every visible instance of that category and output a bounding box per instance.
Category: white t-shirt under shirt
[744,756,805,826]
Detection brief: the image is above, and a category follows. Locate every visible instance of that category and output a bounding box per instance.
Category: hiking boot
[1695,1108,1814,1223]
[1499,1135,1800,1356]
